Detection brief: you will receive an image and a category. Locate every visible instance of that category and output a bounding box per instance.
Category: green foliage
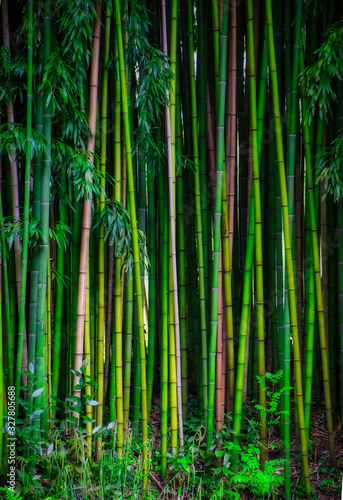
[209,372,287,499]
[316,134,343,200]
[2,217,42,252]
[95,201,150,277]
[255,370,290,423]
[213,433,284,499]
[52,140,105,201]
[60,108,92,149]
[0,47,25,105]
[302,20,343,199]
[0,123,47,161]
[0,487,23,500]
[14,363,47,449]
[13,362,118,499]
[304,21,343,123]
[2,215,71,254]
[49,221,72,250]
[39,47,86,114]
[135,48,173,133]
[125,1,153,71]
[125,0,173,182]
[55,0,96,67]
[316,451,342,496]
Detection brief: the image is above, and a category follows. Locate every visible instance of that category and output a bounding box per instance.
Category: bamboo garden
[1,0,343,498]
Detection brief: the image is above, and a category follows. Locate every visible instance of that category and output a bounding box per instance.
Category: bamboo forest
[1,0,343,498]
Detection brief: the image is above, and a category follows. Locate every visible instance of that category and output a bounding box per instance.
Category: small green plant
[209,372,287,499]
[0,487,23,500]
[255,370,287,420]
[212,423,284,500]
[317,451,342,496]
[13,362,116,499]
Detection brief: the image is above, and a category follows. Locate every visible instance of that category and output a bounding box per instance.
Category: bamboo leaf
[85,399,100,406]
[30,409,45,420]
[32,388,44,398]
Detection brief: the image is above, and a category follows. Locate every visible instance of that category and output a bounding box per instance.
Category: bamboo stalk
[265,1,311,494]
[15,0,34,419]
[184,0,208,424]
[115,0,148,489]
[246,0,267,465]
[299,45,336,467]
[73,0,101,441]
[207,0,229,450]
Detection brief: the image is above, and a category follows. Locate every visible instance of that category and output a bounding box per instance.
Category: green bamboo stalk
[265,1,311,494]
[70,182,81,392]
[221,161,234,413]
[123,274,133,425]
[246,0,267,465]
[266,127,278,374]
[215,244,224,429]
[15,0,33,419]
[93,101,101,434]
[0,188,13,386]
[197,0,209,333]
[179,22,199,400]
[282,4,302,495]
[299,46,336,467]
[185,0,208,423]
[160,0,178,455]
[303,207,315,444]
[115,0,148,488]
[207,0,229,450]
[52,168,66,400]
[2,1,27,370]
[162,0,183,448]
[167,253,178,453]
[160,199,169,477]
[275,131,284,394]
[146,0,160,422]
[28,79,42,369]
[232,189,255,454]
[0,260,3,461]
[295,129,303,360]
[175,71,188,419]
[104,243,113,396]
[226,0,237,269]
[237,4,248,264]
[35,0,53,432]
[110,38,122,424]
[146,161,156,419]
[97,2,111,456]
[114,33,124,453]
[327,198,337,420]
[114,243,124,455]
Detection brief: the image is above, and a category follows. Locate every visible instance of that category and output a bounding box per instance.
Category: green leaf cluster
[0,46,25,104]
[0,123,47,161]
[126,0,173,179]
[304,21,343,122]
[0,487,23,500]
[213,423,285,499]
[316,134,343,201]
[96,201,150,277]
[52,140,105,201]
[39,47,86,115]
[55,0,96,67]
